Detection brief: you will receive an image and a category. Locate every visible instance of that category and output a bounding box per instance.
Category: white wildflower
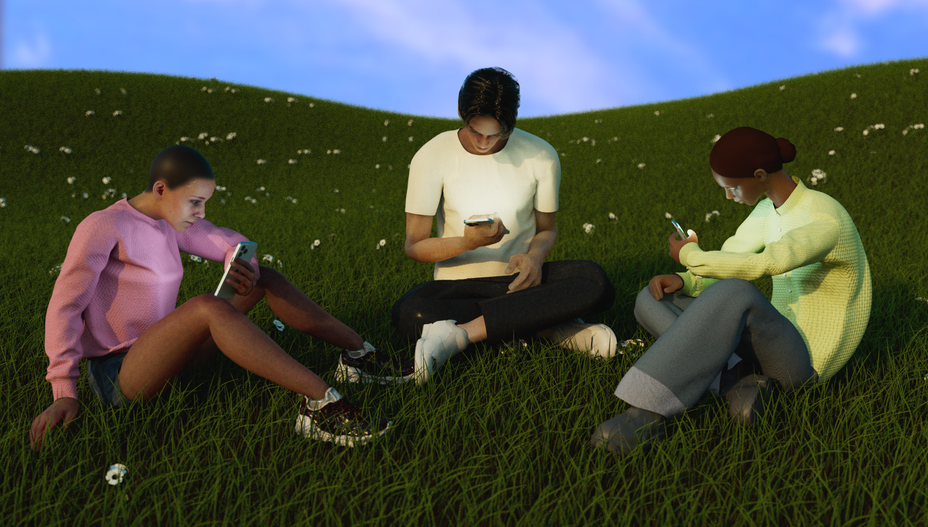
[273,320,285,331]
[383,119,390,126]
[256,159,266,165]
[102,177,111,184]
[209,136,221,143]
[202,86,208,92]
[706,113,714,118]
[608,212,617,221]
[332,149,341,154]
[911,68,919,76]
[59,146,72,154]
[288,159,297,165]
[705,213,713,222]
[850,93,857,99]
[189,255,202,263]
[375,164,380,169]
[113,110,123,116]
[862,129,869,136]
[665,212,673,219]
[408,119,414,126]
[408,136,414,142]
[105,464,128,486]
[637,163,646,169]
[49,263,62,275]
[309,103,314,108]
[120,88,126,95]
[264,97,274,103]
[382,137,388,142]
[834,127,843,132]
[180,137,190,142]
[60,216,70,223]
[95,88,101,95]
[85,110,95,117]
[711,134,721,143]
[654,111,660,116]
[377,239,386,250]
[338,208,346,214]
[596,159,602,164]
[198,132,209,141]
[287,97,296,104]
[82,192,89,199]
[779,85,786,90]
[583,223,595,234]
[332,189,339,193]
[226,132,236,141]
[262,254,274,263]
[67,177,76,184]
[828,150,836,156]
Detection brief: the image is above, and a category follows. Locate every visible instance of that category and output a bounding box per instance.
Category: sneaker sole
[294,415,391,447]
[334,361,415,385]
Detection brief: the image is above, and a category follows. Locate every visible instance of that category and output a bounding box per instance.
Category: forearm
[405,235,472,263]
[525,230,557,264]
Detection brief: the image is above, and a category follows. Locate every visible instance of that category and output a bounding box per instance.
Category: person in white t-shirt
[393,67,616,384]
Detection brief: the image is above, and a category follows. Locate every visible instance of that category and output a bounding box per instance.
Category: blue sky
[5,0,928,118]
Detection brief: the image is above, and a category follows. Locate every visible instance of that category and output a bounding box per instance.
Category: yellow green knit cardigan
[677,178,872,382]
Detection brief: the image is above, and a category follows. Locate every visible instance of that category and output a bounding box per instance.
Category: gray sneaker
[591,407,667,455]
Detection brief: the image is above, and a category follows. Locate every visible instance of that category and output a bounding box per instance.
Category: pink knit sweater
[44,199,260,401]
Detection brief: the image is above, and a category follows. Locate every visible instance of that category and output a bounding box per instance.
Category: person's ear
[152,181,167,200]
[754,169,768,182]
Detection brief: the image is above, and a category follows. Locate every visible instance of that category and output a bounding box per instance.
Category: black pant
[392,260,615,343]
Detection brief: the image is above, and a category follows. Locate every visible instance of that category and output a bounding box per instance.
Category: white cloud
[820,24,861,57]
[10,29,53,68]
[311,0,632,114]
[817,0,928,58]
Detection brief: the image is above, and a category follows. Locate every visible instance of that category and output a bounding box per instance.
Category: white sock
[346,341,376,359]
[305,387,342,410]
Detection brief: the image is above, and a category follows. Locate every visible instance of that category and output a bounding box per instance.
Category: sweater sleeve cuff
[52,380,80,401]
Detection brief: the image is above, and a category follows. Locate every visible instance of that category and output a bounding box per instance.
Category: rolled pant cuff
[614,366,686,418]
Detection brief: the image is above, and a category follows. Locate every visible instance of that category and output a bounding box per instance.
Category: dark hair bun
[776,138,796,164]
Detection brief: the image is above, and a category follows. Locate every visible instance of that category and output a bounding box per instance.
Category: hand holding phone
[464,214,495,227]
[671,219,687,239]
[213,241,257,299]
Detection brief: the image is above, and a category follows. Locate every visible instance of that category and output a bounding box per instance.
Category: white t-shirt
[405,128,561,280]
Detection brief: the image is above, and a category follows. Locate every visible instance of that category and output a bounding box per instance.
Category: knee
[705,279,764,308]
[184,293,240,319]
[256,266,284,289]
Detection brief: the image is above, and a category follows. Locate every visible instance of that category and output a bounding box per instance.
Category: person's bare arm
[403,213,507,263]
[505,210,557,292]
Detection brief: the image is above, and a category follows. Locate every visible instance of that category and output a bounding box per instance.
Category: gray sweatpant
[615,279,816,418]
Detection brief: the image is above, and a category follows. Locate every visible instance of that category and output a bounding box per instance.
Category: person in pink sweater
[30,145,408,451]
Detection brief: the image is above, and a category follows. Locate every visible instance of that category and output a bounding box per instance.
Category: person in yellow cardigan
[591,126,872,455]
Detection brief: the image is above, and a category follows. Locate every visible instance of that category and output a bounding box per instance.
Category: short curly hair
[457,67,520,139]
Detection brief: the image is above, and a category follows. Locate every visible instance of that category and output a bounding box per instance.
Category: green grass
[2,61,928,525]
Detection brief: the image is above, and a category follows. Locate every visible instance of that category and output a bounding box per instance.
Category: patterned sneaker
[294,387,392,447]
[334,341,415,384]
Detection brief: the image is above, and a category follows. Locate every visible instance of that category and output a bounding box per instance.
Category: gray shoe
[726,374,774,427]
[591,407,667,455]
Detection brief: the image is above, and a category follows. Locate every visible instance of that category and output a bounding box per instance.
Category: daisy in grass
[105,464,127,486]
[583,223,595,234]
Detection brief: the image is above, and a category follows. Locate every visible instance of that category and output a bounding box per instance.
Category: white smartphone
[671,219,687,239]
[213,241,257,299]
[464,217,494,226]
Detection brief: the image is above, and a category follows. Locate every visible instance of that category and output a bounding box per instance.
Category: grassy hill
[1,61,927,524]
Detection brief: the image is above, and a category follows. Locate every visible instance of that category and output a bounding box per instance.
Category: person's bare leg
[182,266,367,374]
[458,316,487,344]
[119,294,330,402]
[245,267,364,350]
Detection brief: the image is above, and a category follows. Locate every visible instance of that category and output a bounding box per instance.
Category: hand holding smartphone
[464,214,495,227]
[213,241,257,299]
[671,219,687,239]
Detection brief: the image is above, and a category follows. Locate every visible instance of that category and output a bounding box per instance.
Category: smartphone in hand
[671,219,687,239]
[213,241,257,299]
[464,217,494,226]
